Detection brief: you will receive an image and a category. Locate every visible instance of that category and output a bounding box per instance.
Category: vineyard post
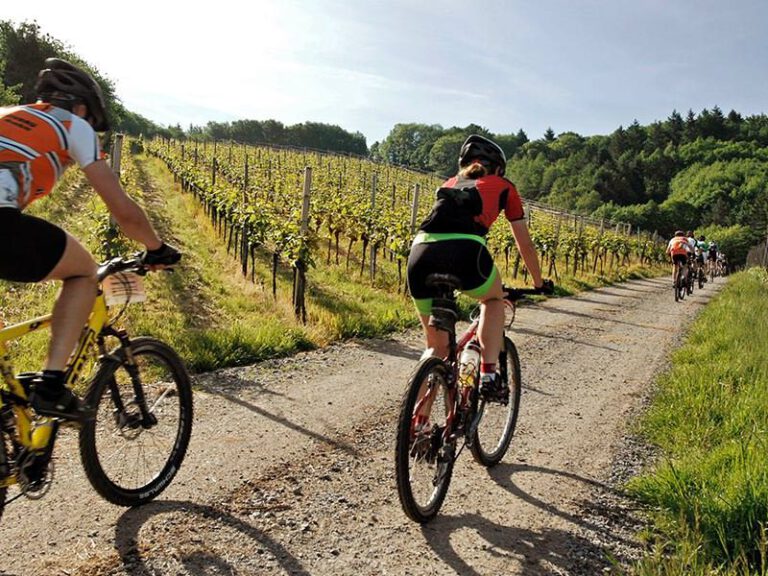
[370,173,378,280]
[410,184,421,233]
[294,166,312,322]
[104,133,123,257]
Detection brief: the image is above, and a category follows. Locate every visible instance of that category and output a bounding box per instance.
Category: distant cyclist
[667,230,692,286]
[685,230,697,289]
[695,235,708,283]
[0,58,180,420]
[707,240,719,277]
[407,134,553,401]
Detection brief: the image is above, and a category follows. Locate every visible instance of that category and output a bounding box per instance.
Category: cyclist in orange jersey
[666,229,692,287]
[0,58,180,420]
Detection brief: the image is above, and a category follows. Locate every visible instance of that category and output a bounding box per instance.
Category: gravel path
[0,276,722,576]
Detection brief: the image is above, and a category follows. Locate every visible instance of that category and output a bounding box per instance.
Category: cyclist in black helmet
[407,134,553,401]
[0,58,181,420]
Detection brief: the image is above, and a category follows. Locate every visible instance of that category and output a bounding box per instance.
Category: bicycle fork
[103,333,157,431]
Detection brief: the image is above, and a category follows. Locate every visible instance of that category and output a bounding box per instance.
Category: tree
[543,127,556,142]
[0,59,20,105]
[427,132,465,176]
[377,123,444,168]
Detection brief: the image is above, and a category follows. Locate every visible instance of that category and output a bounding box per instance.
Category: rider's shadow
[420,462,643,575]
[114,500,310,576]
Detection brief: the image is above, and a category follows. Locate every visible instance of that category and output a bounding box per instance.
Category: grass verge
[628,268,768,575]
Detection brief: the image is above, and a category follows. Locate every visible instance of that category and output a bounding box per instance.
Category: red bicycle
[394,273,548,523]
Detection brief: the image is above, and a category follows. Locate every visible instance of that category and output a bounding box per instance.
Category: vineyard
[139,136,666,318]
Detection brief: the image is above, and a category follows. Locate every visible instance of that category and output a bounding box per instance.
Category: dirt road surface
[0,276,722,575]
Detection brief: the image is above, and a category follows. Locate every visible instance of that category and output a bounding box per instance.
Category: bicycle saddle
[425,273,462,291]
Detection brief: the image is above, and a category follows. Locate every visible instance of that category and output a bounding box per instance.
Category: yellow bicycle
[0,255,193,521]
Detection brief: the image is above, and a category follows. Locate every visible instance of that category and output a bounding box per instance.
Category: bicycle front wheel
[395,357,455,523]
[79,337,193,507]
[0,430,9,523]
[471,336,522,466]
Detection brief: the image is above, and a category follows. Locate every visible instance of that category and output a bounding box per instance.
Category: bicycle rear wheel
[0,430,9,523]
[79,337,193,507]
[471,336,522,466]
[395,357,455,523]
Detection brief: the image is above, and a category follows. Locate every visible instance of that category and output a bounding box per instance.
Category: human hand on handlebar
[139,242,182,270]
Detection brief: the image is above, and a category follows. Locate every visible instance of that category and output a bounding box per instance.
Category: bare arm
[83,159,162,250]
[509,219,544,288]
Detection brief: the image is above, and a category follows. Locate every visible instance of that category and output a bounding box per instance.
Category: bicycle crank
[17,449,55,500]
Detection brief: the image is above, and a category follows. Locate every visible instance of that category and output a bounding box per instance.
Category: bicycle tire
[676,269,686,301]
[471,336,522,466]
[0,430,8,523]
[395,357,454,523]
[79,337,193,507]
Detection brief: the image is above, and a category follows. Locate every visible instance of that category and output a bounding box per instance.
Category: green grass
[628,268,768,575]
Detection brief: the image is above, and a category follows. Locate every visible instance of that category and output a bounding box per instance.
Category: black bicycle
[394,274,549,523]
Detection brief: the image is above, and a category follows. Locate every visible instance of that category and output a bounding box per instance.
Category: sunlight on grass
[629,268,768,575]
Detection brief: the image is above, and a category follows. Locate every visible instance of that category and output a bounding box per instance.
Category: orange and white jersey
[667,236,692,256]
[0,103,102,210]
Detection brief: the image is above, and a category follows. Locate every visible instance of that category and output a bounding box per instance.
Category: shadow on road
[353,337,422,361]
[420,513,604,575]
[201,377,360,456]
[419,462,642,575]
[115,500,310,576]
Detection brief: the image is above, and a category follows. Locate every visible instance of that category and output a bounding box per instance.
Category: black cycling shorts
[407,238,497,315]
[0,208,67,282]
[671,254,688,265]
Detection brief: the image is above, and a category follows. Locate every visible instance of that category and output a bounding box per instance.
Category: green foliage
[369,108,768,250]
[0,58,20,105]
[696,224,760,266]
[192,118,368,155]
[629,269,768,574]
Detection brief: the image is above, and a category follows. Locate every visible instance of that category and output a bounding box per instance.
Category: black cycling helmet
[458,134,507,176]
[35,58,110,132]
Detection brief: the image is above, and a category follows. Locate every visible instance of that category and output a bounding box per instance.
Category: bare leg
[419,314,449,360]
[42,233,98,371]
[478,274,505,365]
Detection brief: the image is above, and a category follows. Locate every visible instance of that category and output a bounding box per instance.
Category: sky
[2,0,767,145]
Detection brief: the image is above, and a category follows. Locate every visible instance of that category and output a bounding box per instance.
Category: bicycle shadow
[420,513,607,575]
[114,500,310,576]
[488,462,642,550]
[419,462,642,574]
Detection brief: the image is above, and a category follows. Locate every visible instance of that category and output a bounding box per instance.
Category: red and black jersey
[418,174,525,236]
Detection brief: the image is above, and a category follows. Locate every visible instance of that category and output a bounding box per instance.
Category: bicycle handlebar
[503,279,555,302]
[96,254,178,282]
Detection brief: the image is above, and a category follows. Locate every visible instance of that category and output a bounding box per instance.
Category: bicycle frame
[0,294,110,457]
[411,313,483,448]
